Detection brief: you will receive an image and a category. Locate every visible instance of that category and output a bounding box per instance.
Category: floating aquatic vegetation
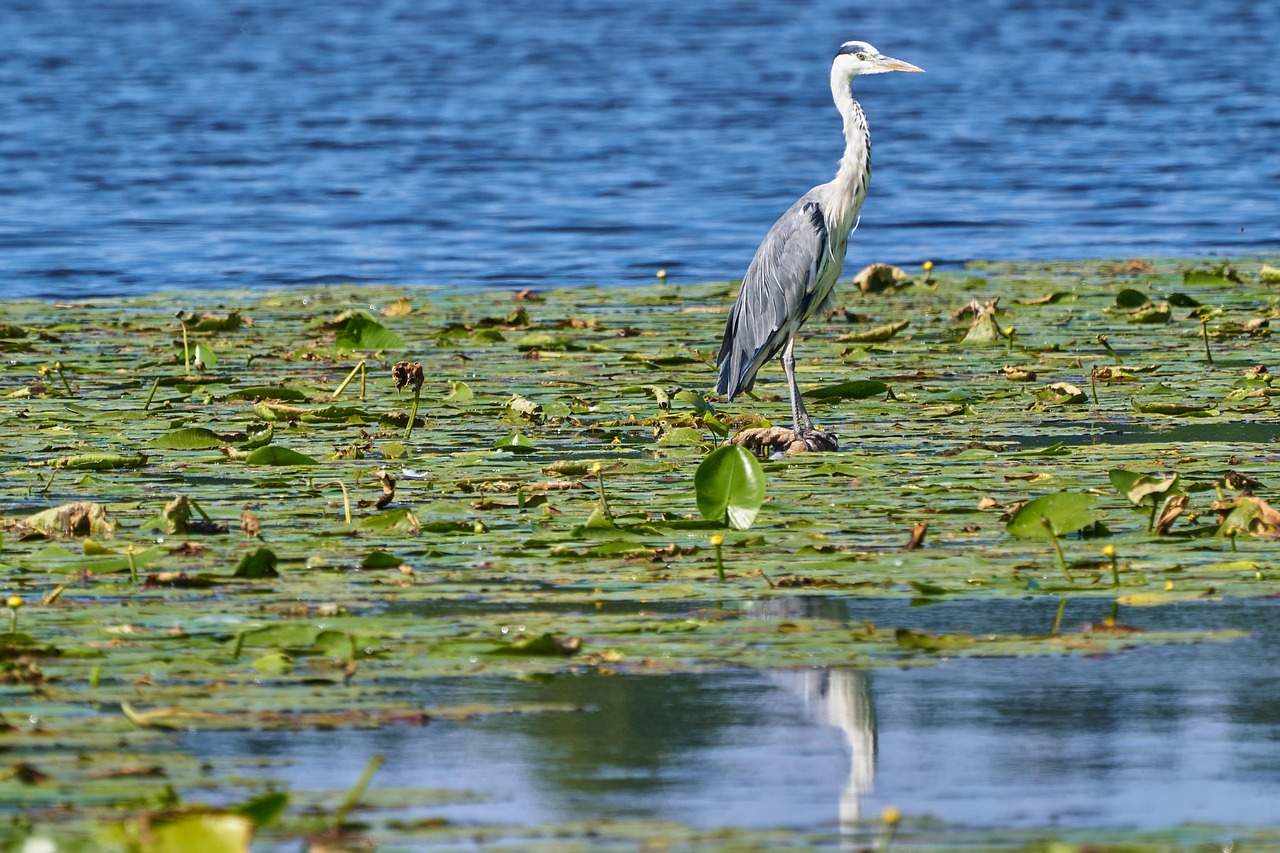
[1,257,1279,847]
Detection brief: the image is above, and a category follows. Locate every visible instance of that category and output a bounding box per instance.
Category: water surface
[188,597,1280,834]
[3,0,1278,299]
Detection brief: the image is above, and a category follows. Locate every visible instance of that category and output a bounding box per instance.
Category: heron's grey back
[716,194,835,398]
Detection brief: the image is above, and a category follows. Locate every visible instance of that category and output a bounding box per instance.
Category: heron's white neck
[826,68,872,239]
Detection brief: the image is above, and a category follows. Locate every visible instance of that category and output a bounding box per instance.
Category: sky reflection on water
[187,597,1280,833]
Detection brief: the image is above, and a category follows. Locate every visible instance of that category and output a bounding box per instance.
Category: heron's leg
[777,338,837,452]
[780,338,813,434]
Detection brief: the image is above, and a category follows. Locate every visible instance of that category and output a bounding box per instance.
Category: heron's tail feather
[716,304,780,400]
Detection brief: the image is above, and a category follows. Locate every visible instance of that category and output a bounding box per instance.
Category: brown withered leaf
[551,317,598,330]
[374,469,396,509]
[86,765,167,780]
[1154,494,1189,535]
[853,263,908,293]
[826,307,876,323]
[1104,259,1153,274]
[392,361,424,393]
[1222,471,1264,495]
[771,575,844,589]
[10,762,51,785]
[240,511,261,538]
[168,541,208,557]
[382,297,413,318]
[904,521,928,550]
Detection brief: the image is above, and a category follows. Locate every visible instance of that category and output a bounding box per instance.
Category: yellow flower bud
[1102,544,1116,559]
[5,596,21,609]
[921,260,934,272]
[709,534,724,547]
[881,805,902,825]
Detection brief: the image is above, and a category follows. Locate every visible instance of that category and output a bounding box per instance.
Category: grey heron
[716,41,922,452]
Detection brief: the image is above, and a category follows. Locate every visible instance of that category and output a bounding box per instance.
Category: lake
[2,0,1278,299]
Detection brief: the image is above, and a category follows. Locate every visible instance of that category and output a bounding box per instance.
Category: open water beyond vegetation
[3,0,1279,299]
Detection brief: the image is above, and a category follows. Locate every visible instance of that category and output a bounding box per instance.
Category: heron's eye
[856,52,869,60]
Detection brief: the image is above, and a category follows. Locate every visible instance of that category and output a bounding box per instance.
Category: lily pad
[694,445,766,530]
[1006,492,1099,540]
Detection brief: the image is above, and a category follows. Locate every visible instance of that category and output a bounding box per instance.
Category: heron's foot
[793,427,839,454]
[729,426,838,456]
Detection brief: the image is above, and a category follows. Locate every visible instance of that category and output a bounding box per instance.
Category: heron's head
[832,41,923,77]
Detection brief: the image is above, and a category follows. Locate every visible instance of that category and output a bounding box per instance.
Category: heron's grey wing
[716,199,828,398]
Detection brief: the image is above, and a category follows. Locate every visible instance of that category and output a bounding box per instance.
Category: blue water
[2,0,1278,299]
[187,598,1280,836]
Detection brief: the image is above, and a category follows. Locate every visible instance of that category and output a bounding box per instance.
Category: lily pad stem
[55,362,73,395]
[125,545,138,584]
[316,480,353,526]
[143,376,161,411]
[1041,517,1073,582]
[1050,595,1067,635]
[1201,317,1214,367]
[332,360,367,400]
[594,463,613,521]
[1098,334,1122,365]
[333,752,384,831]
[403,384,421,440]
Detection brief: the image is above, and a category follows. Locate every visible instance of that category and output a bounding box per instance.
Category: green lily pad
[1006,492,1099,540]
[694,445,766,530]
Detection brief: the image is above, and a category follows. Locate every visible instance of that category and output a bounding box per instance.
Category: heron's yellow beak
[875,55,924,73]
